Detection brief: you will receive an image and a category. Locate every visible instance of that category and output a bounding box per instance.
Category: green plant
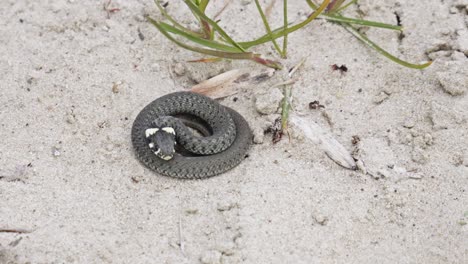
[148,0,431,69]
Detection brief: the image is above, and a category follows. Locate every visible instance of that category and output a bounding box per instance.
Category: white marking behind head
[145,128,159,138]
[162,127,176,135]
[148,142,155,148]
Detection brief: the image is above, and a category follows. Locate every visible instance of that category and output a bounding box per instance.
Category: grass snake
[131,92,252,179]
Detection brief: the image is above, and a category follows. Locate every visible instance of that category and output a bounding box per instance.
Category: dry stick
[274,79,297,87]
[0,228,32,234]
[103,0,120,19]
[288,58,306,78]
[178,216,185,256]
[265,0,277,19]
[213,0,233,21]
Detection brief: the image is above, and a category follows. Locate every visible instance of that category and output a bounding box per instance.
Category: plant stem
[335,0,357,12]
[198,0,210,12]
[281,58,305,134]
[240,0,330,48]
[158,21,240,52]
[318,14,402,31]
[149,17,254,59]
[254,0,283,56]
[150,17,282,69]
[184,0,246,52]
[306,0,430,69]
[343,24,432,69]
[282,0,288,58]
[154,0,203,38]
[281,84,291,132]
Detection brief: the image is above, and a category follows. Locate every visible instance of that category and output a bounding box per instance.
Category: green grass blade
[183,0,246,52]
[334,0,357,12]
[149,16,282,68]
[343,25,431,69]
[254,0,283,56]
[149,17,253,59]
[319,14,402,31]
[306,0,430,69]
[282,0,288,58]
[154,0,203,38]
[327,0,346,12]
[240,0,330,48]
[156,21,240,52]
[306,0,319,9]
[198,0,210,12]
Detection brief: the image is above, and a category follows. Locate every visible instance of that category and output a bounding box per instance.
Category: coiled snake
[131,92,252,179]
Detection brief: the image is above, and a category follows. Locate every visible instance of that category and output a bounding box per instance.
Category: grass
[148,0,432,139]
[148,0,431,69]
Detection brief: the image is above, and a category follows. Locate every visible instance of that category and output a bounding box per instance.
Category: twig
[265,0,276,19]
[103,0,120,19]
[213,0,233,21]
[178,216,185,256]
[288,58,306,77]
[0,228,32,234]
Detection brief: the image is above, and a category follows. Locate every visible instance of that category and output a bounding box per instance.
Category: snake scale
[131,91,252,179]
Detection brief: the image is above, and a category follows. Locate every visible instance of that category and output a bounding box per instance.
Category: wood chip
[290,114,357,170]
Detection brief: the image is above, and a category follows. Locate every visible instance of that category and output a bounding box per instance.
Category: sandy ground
[1,0,467,263]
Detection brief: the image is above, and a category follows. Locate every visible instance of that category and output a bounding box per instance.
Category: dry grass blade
[191,68,275,99]
[213,0,233,20]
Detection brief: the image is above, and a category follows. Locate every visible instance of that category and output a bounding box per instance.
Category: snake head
[145,127,176,161]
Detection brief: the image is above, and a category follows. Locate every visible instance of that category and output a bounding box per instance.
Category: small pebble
[409,174,423,180]
[217,201,237,212]
[314,214,329,226]
[373,92,389,104]
[112,81,122,93]
[185,208,198,215]
[253,127,264,144]
[424,134,433,146]
[52,148,61,157]
[173,63,186,76]
[66,114,76,124]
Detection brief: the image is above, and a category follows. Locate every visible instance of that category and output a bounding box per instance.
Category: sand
[1,0,467,263]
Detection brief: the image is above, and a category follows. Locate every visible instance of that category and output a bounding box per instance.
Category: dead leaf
[191,68,275,99]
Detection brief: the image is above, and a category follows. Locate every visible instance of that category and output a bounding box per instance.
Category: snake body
[131,92,252,179]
